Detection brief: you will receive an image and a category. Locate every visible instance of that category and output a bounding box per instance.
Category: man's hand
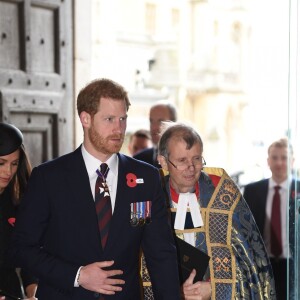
[25,283,38,299]
[78,261,125,295]
[182,269,212,300]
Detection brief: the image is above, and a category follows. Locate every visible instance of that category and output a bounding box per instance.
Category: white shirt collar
[81,144,118,180]
[269,177,289,190]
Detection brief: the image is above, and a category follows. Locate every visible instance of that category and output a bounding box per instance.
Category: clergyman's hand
[78,260,125,295]
[182,269,212,300]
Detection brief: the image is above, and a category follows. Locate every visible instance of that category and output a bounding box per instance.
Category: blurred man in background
[243,138,300,300]
[134,100,177,168]
[128,129,152,156]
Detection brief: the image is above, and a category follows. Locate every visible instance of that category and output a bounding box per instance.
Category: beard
[88,125,124,155]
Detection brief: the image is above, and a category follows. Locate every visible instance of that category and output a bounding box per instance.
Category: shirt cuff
[74,266,83,287]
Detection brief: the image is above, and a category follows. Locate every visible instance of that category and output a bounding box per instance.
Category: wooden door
[0,0,74,167]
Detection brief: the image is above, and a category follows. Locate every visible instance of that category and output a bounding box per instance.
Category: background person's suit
[243,178,300,244]
[11,146,180,300]
[243,178,300,300]
[0,188,24,298]
[0,186,37,299]
[133,147,160,168]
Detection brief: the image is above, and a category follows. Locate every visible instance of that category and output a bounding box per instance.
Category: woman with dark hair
[0,122,37,300]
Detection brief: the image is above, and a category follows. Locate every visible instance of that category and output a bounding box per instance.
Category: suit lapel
[65,147,102,250]
[65,147,95,206]
[259,180,269,229]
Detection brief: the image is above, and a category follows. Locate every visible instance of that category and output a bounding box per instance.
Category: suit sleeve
[20,268,38,290]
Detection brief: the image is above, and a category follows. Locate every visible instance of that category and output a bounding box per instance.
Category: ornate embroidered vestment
[141,167,276,300]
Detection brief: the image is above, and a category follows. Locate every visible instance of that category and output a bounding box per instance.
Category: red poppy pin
[126,173,144,188]
[8,217,16,227]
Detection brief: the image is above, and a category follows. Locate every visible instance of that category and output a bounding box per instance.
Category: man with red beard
[10,79,181,300]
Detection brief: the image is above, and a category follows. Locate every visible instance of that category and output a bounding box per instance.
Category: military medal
[130,201,152,226]
[96,168,110,197]
[130,216,138,226]
[138,217,145,226]
[145,201,151,224]
[137,202,145,226]
[130,202,138,226]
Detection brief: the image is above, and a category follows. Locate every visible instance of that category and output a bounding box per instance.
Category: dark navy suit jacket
[133,147,160,168]
[243,179,269,235]
[11,146,180,300]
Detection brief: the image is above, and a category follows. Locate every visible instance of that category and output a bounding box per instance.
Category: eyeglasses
[167,156,206,171]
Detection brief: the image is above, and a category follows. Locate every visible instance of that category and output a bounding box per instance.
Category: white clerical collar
[174,192,204,230]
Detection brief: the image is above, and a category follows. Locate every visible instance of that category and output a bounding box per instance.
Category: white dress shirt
[74,145,119,287]
[81,145,118,213]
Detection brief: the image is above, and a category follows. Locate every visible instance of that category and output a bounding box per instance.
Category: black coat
[243,178,300,237]
[0,187,37,299]
[133,147,160,168]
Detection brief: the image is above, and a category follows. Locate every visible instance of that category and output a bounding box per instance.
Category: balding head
[149,101,177,145]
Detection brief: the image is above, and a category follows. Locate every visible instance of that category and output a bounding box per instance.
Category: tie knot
[100,163,109,178]
[275,185,281,192]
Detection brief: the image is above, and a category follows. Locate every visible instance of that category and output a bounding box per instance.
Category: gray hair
[158,123,203,158]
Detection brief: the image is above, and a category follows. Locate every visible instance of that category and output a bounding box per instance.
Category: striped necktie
[95,163,112,248]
